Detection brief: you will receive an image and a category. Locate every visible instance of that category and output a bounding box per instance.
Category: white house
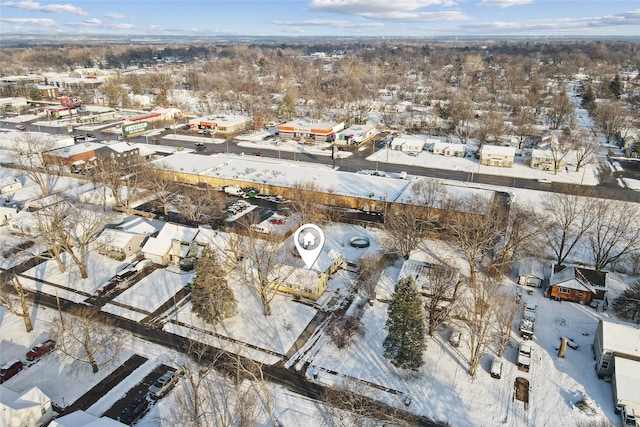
[95,228,147,260]
[390,135,426,153]
[49,410,128,427]
[517,258,545,288]
[480,144,516,168]
[0,385,54,427]
[0,176,22,194]
[141,223,199,265]
[432,141,466,157]
[593,318,640,378]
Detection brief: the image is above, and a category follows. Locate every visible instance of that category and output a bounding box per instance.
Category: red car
[97,281,118,296]
[269,218,286,225]
[0,360,24,382]
[26,339,56,361]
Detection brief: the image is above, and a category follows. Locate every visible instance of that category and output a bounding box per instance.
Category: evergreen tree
[278,93,296,121]
[581,85,595,111]
[610,74,623,99]
[383,276,426,370]
[191,247,237,323]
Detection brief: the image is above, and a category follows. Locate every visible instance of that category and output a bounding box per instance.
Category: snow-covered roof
[49,410,127,427]
[397,259,460,292]
[600,319,640,358]
[480,144,516,156]
[531,148,555,158]
[613,356,640,405]
[0,385,50,411]
[115,216,162,235]
[278,119,343,132]
[518,258,545,279]
[433,141,465,151]
[96,229,137,248]
[142,222,199,257]
[551,267,606,293]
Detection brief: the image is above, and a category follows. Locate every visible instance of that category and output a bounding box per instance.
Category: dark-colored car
[0,360,24,383]
[116,269,137,281]
[26,339,56,361]
[118,397,149,424]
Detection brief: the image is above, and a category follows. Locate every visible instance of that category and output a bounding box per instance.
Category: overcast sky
[1,0,639,38]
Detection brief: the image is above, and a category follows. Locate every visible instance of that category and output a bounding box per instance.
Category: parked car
[537,178,552,184]
[97,280,118,296]
[253,152,263,156]
[490,357,503,379]
[116,269,137,281]
[449,329,462,347]
[0,360,24,383]
[14,125,26,131]
[149,370,180,399]
[118,397,149,424]
[26,339,56,361]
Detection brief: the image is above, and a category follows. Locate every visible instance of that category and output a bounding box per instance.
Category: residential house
[0,385,54,427]
[480,145,516,167]
[141,223,233,268]
[397,259,461,299]
[518,258,545,288]
[593,318,640,378]
[432,141,466,157]
[95,228,147,260]
[49,410,128,427]
[390,135,426,153]
[269,247,343,301]
[0,176,22,194]
[141,223,199,266]
[549,266,607,304]
[530,148,564,171]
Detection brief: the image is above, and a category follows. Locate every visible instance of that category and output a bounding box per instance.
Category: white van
[490,357,503,379]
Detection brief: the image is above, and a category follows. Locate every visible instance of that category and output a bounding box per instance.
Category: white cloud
[0,17,56,26]
[447,10,640,34]
[79,18,102,26]
[308,0,468,22]
[111,23,135,29]
[477,0,534,7]
[105,12,126,19]
[273,19,384,28]
[1,1,88,15]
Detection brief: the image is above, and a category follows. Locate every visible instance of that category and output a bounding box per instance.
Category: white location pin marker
[293,223,325,269]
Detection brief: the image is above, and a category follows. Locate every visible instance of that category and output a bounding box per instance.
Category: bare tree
[592,99,629,145]
[444,194,506,284]
[572,131,598,172]
[287,180,327,224]
[231,216,289,316]
[357,253,386,304]
[12,133,60,196]
[176,184,226,225]
[538,192,597,266]
[53,205,107,279]
[50,306,124,373]
[588,199,640,270]
[320,377,411,427]
[410,178,448,224]
[463,278,499,378]
[139,162,179,216]
[93,153,144,207]
[493,289,518,358]
[547,133,574,175]
[545,90,574,130]
[383,203,428,259]
[492,202,543,274]
[33,202,69,273]
[0,275,33,332]
[423,264,462,336]
[168,341,268,427]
